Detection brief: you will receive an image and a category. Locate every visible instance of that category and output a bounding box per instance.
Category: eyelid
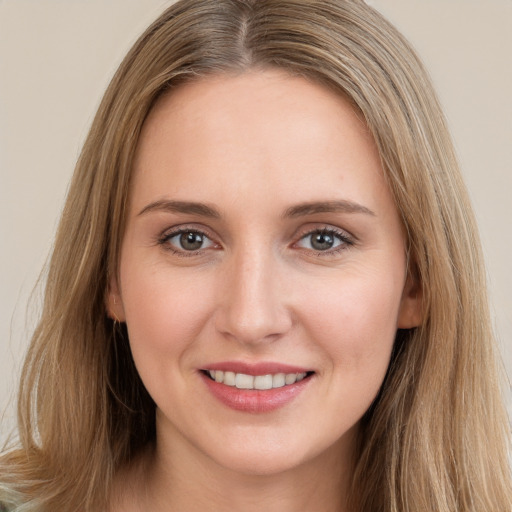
[155,222,355,257]
[157,224,221,255]
[292,225,355,254]
[296,223,355,241]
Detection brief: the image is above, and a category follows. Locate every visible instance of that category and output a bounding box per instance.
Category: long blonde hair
[1,1,510,510]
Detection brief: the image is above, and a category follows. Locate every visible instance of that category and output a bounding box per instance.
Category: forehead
[139,70,372,155]
[130,70,391,217]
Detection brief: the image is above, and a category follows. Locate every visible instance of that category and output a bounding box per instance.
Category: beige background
[1,0,511,442]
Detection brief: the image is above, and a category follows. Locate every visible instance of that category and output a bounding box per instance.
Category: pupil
[311,232,334,251]
[180,232,203,250]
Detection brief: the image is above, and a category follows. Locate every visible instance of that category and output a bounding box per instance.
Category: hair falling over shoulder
[1,1,511,511]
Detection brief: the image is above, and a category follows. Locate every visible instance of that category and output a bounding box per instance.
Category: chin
[213,451,311,477]
[195,424,355,478]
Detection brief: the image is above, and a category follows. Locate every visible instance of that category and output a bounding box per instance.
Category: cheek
[300,265,404,371]
[119,261,216,370]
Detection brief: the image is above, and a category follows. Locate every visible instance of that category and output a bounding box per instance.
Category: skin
[108,70,422,512]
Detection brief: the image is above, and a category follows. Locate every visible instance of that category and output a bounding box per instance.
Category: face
[109,70,421,477]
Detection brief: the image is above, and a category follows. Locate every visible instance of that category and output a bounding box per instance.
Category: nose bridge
[215,241,292,344]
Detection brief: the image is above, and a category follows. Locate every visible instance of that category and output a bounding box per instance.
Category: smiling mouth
[202,370,314,390]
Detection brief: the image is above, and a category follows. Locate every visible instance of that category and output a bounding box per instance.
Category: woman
[1,0,510,511]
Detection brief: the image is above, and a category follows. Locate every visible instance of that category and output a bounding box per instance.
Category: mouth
[199,365,315,413]
[202,369,314,390]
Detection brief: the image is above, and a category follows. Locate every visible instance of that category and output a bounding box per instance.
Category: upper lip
[201,361,312,376]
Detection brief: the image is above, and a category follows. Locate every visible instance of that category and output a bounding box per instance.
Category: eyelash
[294,227,354,256]
[157,226,354,258]
[157,226,218,257]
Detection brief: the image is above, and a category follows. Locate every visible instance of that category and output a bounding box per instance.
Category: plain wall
[1,0,511,442]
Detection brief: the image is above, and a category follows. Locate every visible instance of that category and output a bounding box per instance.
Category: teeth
[285,373,297,385]
[272,373,285,388]
[235,373,254,389]
[207,370,309,390]
[254,374,273,390]
[224,371,236,386]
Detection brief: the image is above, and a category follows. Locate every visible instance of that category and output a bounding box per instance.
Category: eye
[295,228,351,252]
[161,229,216,252]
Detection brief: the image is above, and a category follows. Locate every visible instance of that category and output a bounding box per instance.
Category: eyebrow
[138,198,375,219]
[283,200,375,218]
[138,199,221,218]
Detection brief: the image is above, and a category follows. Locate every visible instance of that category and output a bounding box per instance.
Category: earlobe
[106,277,126,322]
[397,271,423,329]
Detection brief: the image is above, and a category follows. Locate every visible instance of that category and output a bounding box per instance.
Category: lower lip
[200,372,312,413]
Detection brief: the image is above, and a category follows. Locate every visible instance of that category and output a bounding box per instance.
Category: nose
[214,247,293,346]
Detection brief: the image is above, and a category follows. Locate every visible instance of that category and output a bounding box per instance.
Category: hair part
[1,1,510,511]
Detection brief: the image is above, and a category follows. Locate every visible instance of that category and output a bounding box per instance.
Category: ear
[397,269,423,329]
[106,275,126,322]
